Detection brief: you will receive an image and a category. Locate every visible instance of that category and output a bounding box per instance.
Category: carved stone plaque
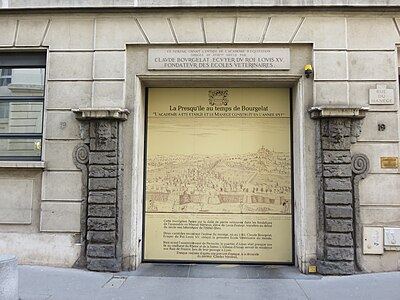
[148,48,290,70]
[369,85,394,105]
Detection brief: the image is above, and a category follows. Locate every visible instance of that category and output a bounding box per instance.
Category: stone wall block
[317,260,354,275]
[48,52,93,80]
[89,152,117,165]
[323,164,352,177]
[325,206,353,219]
[88,205,116,218]
[87,231,116,243]
[324,178,352,191]
[94,51,125,79]
[326,247,354,261]
[89,178,117,191]
[322,136,351,150]
[88,191,117,204]
[324,191,353,204]
[87,258,120,272]
[348,52,396,80]
[87,218,116,231]
[89,166,117,178]
[314,51,347,80]
[87,244,115,258]
[321,119,351,137]
[90,139,117,151]
[326,233,354,247]
[323,151,351,164]
[326,219,353,233]
[40,202,81,232]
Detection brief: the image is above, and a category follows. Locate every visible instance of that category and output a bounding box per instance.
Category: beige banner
[145,88,292,263]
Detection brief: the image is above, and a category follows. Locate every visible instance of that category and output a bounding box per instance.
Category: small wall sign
[369,85,394,105]
[380,157,399,169]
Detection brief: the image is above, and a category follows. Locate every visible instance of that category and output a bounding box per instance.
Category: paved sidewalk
[18,264,400,300]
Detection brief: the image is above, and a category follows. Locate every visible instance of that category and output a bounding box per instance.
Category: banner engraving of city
[144,88,292,263]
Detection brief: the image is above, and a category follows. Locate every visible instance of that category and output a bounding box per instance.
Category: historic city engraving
[148,48,290,70]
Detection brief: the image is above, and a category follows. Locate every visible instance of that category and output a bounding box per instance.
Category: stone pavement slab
[297,271,400,300]
[18,264,400,300]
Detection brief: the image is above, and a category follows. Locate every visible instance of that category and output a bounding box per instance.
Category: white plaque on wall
[369,85,394,105]
[148,48,290,70]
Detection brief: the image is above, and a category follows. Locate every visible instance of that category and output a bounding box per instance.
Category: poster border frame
[142,87,295,265]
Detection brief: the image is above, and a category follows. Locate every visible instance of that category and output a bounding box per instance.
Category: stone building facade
[0,0,399,275]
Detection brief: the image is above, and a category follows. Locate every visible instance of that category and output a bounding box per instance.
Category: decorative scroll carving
[72,143,90,268]
[352,153,370,176]
[352,153,370,272]
[74,144,90,166]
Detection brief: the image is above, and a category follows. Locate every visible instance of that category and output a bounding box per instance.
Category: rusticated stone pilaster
[310,106,369,275]
[73,108,129,272]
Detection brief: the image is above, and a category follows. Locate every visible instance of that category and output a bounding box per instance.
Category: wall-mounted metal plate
[363,227,384,254]
[384,227,400,247]
[380,157,399,169]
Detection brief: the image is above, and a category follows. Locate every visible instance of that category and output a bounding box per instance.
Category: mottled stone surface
[87,244,115,258]
[88,205,116,218]
[88,191,117,204]
[323,164,352,177]
[322,136,351,150]
[87,218,116,231]
[89,152,117,165]
[87,258,120,272]
[326,233,353,247]
[317,260,354,275]
[326,206,353,219]
[326,219,353,233]
[87,231,116,243]
[89,166,117,178]
[89,178,117,191]
[324,192,352,205]
[323,151,351,164]
[324,178,352,191]
[326,247,354,261]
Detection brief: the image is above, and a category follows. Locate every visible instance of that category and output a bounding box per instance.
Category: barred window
[0,52,46,160]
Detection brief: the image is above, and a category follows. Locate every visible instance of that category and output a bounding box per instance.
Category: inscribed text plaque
[148,48,290,70]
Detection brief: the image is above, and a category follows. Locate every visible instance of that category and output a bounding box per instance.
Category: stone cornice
[72,108,129,121]
[2,0,400,9]
[309,106,369,119]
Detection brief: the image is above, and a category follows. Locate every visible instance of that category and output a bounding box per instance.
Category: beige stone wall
[0,10,398,272]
